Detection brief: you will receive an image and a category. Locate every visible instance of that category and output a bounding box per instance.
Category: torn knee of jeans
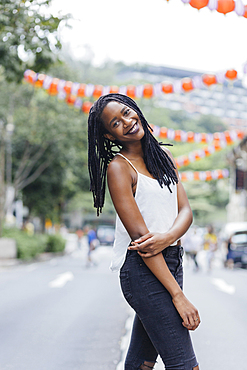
[139,361,155,370]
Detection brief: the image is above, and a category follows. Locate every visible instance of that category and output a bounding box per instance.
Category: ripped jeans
[120,245,199,370]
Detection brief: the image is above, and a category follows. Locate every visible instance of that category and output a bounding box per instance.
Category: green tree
[0,0,68,82]
[0,0,68,235]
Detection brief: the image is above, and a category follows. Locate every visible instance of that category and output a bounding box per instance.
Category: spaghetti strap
[116,153,138,173]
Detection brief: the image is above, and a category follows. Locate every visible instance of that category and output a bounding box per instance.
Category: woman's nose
[123,118,131,127]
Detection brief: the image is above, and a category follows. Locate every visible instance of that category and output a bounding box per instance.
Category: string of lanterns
[24,68,238,113]
[150,125,245,144]
[179,168,229,181]
[23,70,243,181]
[178,0,247,18]
[175,141,226,168]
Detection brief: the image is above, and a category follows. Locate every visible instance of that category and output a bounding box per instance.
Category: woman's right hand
[172,292,201,331]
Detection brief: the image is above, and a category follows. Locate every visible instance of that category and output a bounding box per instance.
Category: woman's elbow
[188,208,193,226]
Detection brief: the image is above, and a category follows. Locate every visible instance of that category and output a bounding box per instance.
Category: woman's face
[101,101,145,144]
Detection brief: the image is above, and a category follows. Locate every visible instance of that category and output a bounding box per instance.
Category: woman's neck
[120,142,144,159]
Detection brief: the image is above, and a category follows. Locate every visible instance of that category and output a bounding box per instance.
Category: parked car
[97,225,115,246]
[220,222,247,268]
[227,231,247,267]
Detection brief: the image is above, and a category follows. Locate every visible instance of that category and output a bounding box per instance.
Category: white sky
[49,0,247,76]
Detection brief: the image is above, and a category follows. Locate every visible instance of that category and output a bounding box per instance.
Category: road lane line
[48,271,74,288]
[211,278,235,295]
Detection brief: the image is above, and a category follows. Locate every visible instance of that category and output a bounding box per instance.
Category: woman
[88,93,200,370]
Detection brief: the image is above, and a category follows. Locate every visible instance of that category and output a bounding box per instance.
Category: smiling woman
[87,93,200,370]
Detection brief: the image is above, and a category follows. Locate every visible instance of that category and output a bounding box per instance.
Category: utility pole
[0,119,5,237]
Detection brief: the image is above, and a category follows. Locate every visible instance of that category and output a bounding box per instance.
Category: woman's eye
[124,109,130,116]
[113,121,119,128]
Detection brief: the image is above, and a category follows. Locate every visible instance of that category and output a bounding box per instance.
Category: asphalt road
[0,241,247,370]
[0,245,129,370]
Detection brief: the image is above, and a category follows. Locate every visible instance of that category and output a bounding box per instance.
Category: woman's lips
[126,122,139,135]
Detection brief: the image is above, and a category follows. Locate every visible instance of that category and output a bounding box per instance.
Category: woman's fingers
[129,238,154,251]
[133,233,152,243]
[183,314,201,331]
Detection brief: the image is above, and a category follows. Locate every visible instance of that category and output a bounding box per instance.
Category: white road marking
[49,271,74,288]
[211,278,235,295]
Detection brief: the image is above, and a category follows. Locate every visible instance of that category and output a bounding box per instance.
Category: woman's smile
[124,122,139,135]
[101,101,145,142]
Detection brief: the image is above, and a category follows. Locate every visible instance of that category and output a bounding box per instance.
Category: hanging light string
[179,168,229,181]
[24,67,239,115]
[178,0,247,18]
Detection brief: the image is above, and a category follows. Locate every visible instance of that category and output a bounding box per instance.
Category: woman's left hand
[128,232,173,257]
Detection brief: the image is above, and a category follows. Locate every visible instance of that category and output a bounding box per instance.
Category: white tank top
[110,153,178,272]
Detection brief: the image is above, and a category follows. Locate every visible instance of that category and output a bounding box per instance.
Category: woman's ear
[104,133,115,141]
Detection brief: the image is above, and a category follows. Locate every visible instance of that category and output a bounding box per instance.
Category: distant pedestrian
[225,236,234,269]
[85,226,99,267]
[183,227,202,271]
[203,225,218,272]
[88,94,200,369]
[75,228,84,249]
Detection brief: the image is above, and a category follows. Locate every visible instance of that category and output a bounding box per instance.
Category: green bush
[45,234,66,253]
[2,228,47,260]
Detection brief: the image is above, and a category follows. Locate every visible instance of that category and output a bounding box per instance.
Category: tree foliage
[0,0,68,82]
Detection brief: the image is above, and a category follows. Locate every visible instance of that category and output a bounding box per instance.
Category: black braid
[88,93,178,216]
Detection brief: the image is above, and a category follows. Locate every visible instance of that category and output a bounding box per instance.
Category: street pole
[0,119,5,237]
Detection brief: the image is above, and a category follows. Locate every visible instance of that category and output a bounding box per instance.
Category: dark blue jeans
[120,246,198,370]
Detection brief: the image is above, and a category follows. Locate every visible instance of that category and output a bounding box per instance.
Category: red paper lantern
[237,130,244,140]
[64,81,73,95]
[217,170,224,179]
[93,85,103,99]
[182,78,194,92]
[159,127,168,138]
[205,171,212,181]
[174,130,181,142]
[187,132,194,143]
[194,172,200,181]
[66,94,76,105]
[214,141,221,151]
[190,0,209,10]
[26,70,36,84]
[217,0,235,14]
[200,133,208,143]
[82,101,93,114]
[35,74,45,88]
[77,84,86,97]
[183,156,190,166]
[202,74,217,86]
[224,131,232,144]
[194,151,200,161]
[48,78,59,95]
[225,69,237,80]
[181,173,187,182]
[161,83,173,94]
[213,132,220,142]
[109,86,119,94]
[126,85,136,98]
[143,84,154,98]
[244,5,247,18]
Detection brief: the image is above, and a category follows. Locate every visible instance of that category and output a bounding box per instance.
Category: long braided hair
[88,93,178,216]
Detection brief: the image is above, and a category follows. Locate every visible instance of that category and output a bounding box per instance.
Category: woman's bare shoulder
[107,155,132,179]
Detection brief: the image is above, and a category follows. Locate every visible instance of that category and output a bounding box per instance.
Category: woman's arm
[107,158,200,330]
[129,148,193,257]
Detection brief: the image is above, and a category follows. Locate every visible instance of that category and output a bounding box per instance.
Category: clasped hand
[128,232,172,257]
[172,292,201,331]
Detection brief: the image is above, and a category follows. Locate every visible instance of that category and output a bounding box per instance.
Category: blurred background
[0,1,247,369]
